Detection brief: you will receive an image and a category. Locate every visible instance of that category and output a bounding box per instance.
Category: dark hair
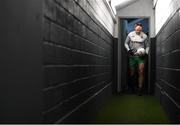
[135,23,143,27]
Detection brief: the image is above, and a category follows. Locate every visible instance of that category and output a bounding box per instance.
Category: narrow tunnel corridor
[0,0,180,124]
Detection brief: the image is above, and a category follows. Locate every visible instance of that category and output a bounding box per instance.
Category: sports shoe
[138,88,143,96]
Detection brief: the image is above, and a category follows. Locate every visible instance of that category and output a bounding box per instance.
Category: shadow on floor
[92,94,170,124]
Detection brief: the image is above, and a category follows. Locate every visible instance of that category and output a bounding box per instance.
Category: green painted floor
[93,94,170,124]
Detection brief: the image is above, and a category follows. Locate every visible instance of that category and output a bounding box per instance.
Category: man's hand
[134,52,142,56]
[134,52,139,56]
[128,50,134,56]
[134,52,146,57]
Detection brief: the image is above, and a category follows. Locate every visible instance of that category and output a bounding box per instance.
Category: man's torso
[128,31,147,52]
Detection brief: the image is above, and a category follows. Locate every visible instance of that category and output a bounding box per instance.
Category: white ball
[137,48,145,55]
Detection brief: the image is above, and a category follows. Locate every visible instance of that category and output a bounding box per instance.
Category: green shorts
[129,55,145,69]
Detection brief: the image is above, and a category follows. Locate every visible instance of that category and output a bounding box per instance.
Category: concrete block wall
[42,0,115,123]
[155,8,180,123]
[0,0,43,123]
[154,0,180,34]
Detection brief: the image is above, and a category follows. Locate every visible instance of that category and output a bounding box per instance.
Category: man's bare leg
[138,63,145,95]
[129,68,135,93]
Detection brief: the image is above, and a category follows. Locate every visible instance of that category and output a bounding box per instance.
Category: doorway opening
[117,17,151,94]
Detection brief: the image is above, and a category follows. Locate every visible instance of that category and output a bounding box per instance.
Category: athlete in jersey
[124,31,149,54]
[124,23,149,96]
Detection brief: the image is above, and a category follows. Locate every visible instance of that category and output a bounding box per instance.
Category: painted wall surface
[0,0,115,123]
[154,0,180,34]
[88,0,116,35]
[0,0,43,123]
[42,0,115,123]
[154,0,180,123]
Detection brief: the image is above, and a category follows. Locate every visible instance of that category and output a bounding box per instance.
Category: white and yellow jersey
[124,31,149,54]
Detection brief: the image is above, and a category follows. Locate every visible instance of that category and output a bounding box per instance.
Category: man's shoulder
[141,32,147,38]
[128,31,147,38]
[128,31,136,36]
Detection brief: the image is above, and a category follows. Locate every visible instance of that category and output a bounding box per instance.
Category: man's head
[134,23,143,34]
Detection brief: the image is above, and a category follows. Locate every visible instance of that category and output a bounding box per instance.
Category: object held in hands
[128,49,135,56]
[134,48,145,56]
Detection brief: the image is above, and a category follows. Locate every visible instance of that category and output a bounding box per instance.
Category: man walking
[124,23,149,96]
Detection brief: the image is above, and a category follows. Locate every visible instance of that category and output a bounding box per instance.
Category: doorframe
[117,16,152,94]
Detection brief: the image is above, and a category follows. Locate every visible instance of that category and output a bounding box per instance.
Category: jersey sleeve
[144,35,150,54]
[124,34,130,51]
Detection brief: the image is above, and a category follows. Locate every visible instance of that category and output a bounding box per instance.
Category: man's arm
[125,35,134,56]
[124,35,130,51]
[145,36,150,54]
